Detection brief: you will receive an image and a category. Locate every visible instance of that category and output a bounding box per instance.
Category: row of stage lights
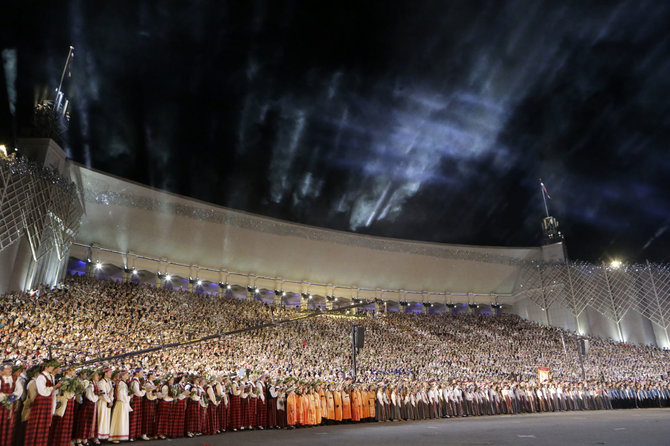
[91,262,504,309]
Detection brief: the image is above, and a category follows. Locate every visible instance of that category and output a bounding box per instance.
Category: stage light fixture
[165,275,172,282]
[197,280,202,286]
[610,260,622,269]
[132,269,138,275]
[95,262,102,270]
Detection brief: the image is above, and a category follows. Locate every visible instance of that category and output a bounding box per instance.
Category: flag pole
[57,46,74,96]
[539,178,550,217]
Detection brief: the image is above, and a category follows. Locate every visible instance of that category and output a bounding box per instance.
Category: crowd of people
[0,275,668,444]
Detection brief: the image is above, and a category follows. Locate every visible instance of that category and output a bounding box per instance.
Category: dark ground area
[139,408,670,445]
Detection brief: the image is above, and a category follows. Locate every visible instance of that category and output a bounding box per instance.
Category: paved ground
[139,409,670,446]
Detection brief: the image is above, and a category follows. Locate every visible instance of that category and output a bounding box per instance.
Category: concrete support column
[300,296,308,311]
[155,274,162,288]
[422,304,429,315]
[326,299,333,311]
[273,292,282,308]
[374,301,383,313]
[122,269,130,283]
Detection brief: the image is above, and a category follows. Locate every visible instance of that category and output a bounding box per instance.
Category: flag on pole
[540,181,551,199]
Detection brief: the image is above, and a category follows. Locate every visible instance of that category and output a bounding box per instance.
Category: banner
[538,367,550,382]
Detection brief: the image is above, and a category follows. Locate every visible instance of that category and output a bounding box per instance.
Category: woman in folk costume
[128,369,146,441]
[296,387,307,426]
[198,378,211,436]
[171,375,188,438]
[276,383,287,429]
[350,386,360,422]
[360,386,370,420]
[256,376,268,429]
[399,387,409,420]
[140,371,158,440]
[313,387,322,425]
[325,385,335,423]
[247,379,258,429]
[96,368,114,442]
[155,376,174,439]
[375,386,386,422]
[48,366,78,446]
[185,376,203,437]
[24,360,62,446]
[204,377,219,435]
[341,386,352,421]
[239,381,250,429]
[11,364,27,445]
[0,364,19,446]
[317,384,327,424]
[367,386,376,421]
[333,386,343,422]
[228,378,242,431]
[267,380,278,428]
[215,377,228,432]
[109,370,131,443]
[73,370,99,446]
[285,384,298,427]
[303,388,315,426]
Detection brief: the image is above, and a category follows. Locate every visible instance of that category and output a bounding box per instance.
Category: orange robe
[351,391,360,421]
[287,393,298,426]
[326,391,335,420]
[342,392,351,420]
[318,390,326,423]
[367,390,376,419]
[313,392,322,425]
[298,395,308,426]
[308,394,317,426]
[333,391,342,421]
[361,390,370,419]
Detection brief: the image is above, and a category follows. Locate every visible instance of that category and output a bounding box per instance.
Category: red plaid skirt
[24,394,53,446]
[0,402,16,446]
[49,401,75,446]
[247,397,257,427]
[202,404,217,435]
[128,397,142,438]
[73,400,97,440]
[155,400,172,437]
[171,399,186,438]
[240,397,249,427]
[229,395,241,430]
[141,398,157,436]
[218,402,227,431]
[257,398,268,427]
[185,400,203,433]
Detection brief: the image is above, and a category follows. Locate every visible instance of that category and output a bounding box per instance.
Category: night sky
[3,0,670,263]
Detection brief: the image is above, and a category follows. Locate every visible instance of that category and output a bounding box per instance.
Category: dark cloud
[4,0,670,262]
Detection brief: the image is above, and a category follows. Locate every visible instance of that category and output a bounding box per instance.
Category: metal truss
[0,157,83,262]
[517,261,670,329]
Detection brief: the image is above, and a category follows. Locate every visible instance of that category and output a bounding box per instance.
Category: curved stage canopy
[69,163,548,302]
